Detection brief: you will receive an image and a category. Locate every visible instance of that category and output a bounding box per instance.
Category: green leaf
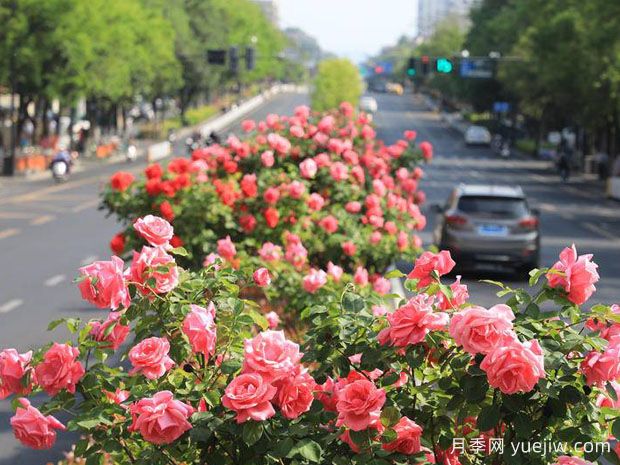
[170,246,189,256]
[288,439,323,463]
[242,421,263,446]
[273,437,295,457]
[85,453,103,465]
[47,318,66,331]
[244,308,269,330]
[612,418,620,439]
[342,293,365,313]
[380,406,401,427]
[607,382,619,401]
[477,404,501,431]
[384,269,405,279]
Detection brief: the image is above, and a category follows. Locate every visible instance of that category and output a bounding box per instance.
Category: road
[0,90,619,464]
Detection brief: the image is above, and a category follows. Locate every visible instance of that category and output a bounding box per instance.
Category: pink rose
[263,186,280,205]
[307,192,325,211]
[547,245,599,305]
[318,115,335,133]
[129,246,179,295]
[241,119,256,132]
[267,133,291,154]
[258,242,282,262]
[203,253,221,269]
[288,180,305,199]
[265,311,280,329]
[437,276,469,310]
[345,201,362,213]
[404,130,417,140]
[78,256,130,310]
[105,388,130,405]
[182,303,217,357]
[330,162,349,181]
[554,457,593,465]
[378,295,448,347]
[480,339,545,394]
[449,304,516,355]
[290,125,305,138]
[133,215,174,247]
[372,277,391,295]
[222,373,277,423]
[372,305,388,317]
[261,150,275,167]
[285,243,308,269]
[242,330,302,383]
[90,311,130,350]
[342,241,357,256]
[0,349,33,398]
[273,367,316,419]
[128,391,194,444]
[303,269,327,293]
[336,379,386,431]
[300,158,318,178]
[407,250,455,288]
[129,337,175,380]
[217,235,237,261]
[11,398,65,449]
[35,343,84,396]
[318,215,339,233]
[253,267,272,287]
[327,262,343,282]
[580,343,620,386]
[382,416,423,455]
[419,141,433,160]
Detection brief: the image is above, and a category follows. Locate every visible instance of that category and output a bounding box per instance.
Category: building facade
[252,0,279,26]
[417,0,479,38]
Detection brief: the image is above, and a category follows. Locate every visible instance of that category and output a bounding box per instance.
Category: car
[386,82,404,95]
[359,96,378,113]
[465,125,492,146]
[432,184,540,277]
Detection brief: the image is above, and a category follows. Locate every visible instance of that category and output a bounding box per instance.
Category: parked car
[465,125,492,146]
[359,96,378,113]
[432,184,540,277]
[386,83,404,95]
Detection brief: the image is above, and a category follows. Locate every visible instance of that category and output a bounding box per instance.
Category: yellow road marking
[30,215,55,226]
[72,198,101,213]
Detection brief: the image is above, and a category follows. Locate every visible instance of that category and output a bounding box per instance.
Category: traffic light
[228,46,239,74]
[374,65,384,74]
[435,57,453,74]
[406,58,416,77]
[207,49,226,65]
[421,55,430,75]
[245,47,255,71]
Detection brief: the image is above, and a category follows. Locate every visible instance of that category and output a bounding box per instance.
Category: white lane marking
[581,222,620,242]
[0,228,20,240]
[30,215,55,225]
[72,198,100,213]
[0,299,23,314]
[44,274,66,287]
[80,255,99,266]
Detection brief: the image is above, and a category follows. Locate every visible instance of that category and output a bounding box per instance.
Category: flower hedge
[101,102,430,307]
[2,217,620,465]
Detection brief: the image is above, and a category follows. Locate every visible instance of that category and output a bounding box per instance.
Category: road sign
[493,102,510,113]
[460,58,495,79]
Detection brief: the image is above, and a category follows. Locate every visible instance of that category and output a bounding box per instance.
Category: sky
[278,0,418,63]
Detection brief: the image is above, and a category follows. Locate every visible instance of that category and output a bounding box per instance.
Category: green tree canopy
[311,58,363,112]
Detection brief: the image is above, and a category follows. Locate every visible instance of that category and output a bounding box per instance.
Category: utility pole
[3,2,17,176]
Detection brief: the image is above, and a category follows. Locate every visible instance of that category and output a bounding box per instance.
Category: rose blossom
[378,295,449,347]
[307,192,325,211]
[554,457,593,465]
[110,171,134,192]
[303,269,327,294]
[382,416,423,455]
[90,311,130,350]
[258,242,282,262]
[263,186,280,205]
[265,311,280,329]
[129,337,175,380]
[217,235,237,261]
[407,250,456,288]
[342,241,357,256]
[345,201,362,213]
[318,215,338,233]
[261,150,275,167]
[273,367,316,419]
[300,158,318,178]
[78,256,130,310]
[580,343,620,386]
[336,379,386,431]
[128,391,194,444]
[222,373,277,423]
[449,304,516,355]
[105,388,130,405]
[129,246,179,295]
[327,262,343,282]
[437,276,469,310]
[419,141,433,160]
[182,303,217,357]
[133,215,174,247]
[285,243,308,269]
[288,180,305,198]
[11,398,65,449]
[253,267,271,287]
[546,244,599,305]
[372,277,391,295]
[0,349,33,398]
[35,343,85,396]
[242,330,302,383]
[480,339,545,394]
[372,305,388,317]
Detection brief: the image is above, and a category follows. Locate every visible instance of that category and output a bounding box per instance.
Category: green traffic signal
[436,58,453,73]
[407,68,416,76]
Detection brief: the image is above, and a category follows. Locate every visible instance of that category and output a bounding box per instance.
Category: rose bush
[1,229,620,465]
[101,103,428,308]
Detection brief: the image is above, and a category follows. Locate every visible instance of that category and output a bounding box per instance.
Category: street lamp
[461,49,470,58]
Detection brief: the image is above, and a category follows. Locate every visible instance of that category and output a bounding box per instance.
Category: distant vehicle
[432,184,540,277]
[465,125,492,146]
[359,96,378,113]
[386,83,404,95]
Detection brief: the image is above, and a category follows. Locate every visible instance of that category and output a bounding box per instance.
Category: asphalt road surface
[0,90,619,464]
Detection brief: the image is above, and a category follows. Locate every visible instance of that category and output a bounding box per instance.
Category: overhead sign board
[460,58,495,79]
